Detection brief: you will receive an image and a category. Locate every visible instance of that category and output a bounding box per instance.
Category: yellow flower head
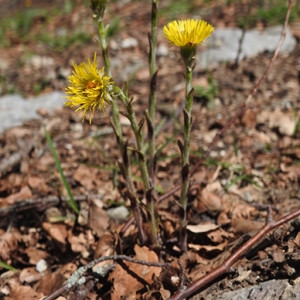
[64,53,113,123]
[163,19,214,48]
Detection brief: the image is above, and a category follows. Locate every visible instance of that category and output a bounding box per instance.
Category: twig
[74,276,95,300]
[0,194,103,217]
[159,0,293,203]
[170,207,300,299]
[43,255,170,300]
[0,140,34,175]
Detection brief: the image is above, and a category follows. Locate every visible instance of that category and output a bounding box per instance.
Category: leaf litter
[0,0,300,299]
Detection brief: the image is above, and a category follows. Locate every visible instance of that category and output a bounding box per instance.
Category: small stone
[27,55,55,69]
[107,206,129,221]
[157,44,169,56]
[121,37,138,49]
[36,259,48,273]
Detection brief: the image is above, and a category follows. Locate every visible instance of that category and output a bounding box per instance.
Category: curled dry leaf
[0,229,20,261]
[207,228,234,244]
[234,269,252,283]
[59,262,77,279]
[42,223,68,248]
[94,232,117,259]
[68,232,89,253]
[292,231,300,247]
[194,187,224,214]
[231,218,264,234]
[188,240,228,252]
[241,109,257,129]
[35,272,65,296]
[93,232,117,275]
[270,244,285,263]
[4,185,32,205]
[88,203,109,237]
[73,165,97,190]
[25,247,49,265]
[27,176,49,194]
[6,285,44,300]
[19,267,42,284]
[109,245,161,299]
[186,223,219,233]
[269,109,297,136]
[217,211,231,226]
[229,203,259,220]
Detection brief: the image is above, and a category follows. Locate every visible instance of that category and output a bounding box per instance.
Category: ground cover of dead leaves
[1,1,300,299]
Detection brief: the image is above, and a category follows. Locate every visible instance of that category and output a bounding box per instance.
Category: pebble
[107,206,129,221]
[121,37,138,49]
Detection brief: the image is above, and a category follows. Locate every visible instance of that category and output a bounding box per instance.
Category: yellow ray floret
[163,19,214,48]
[64,53,113,123]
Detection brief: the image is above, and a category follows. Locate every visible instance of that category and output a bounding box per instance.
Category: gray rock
[26,55,55,69]
[0,91,65,134]
[197,26,296,69]
[107,206,129,221]
[121,37,138,49]
[204,279,300,300]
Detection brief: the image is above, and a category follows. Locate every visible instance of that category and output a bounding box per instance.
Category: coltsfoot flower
[64,53,113,123]
[163,19,214,48]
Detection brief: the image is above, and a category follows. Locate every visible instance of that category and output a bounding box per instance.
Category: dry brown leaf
[59,263,77,279]
[94,232,116,259]
[93,232,116,274]
[217,211,231,226]
[230,203,258,220]
[7,173,23,189]
[194,188,224,214]
[4,285,44,300]
[27,176,48,194]
[191,168,208,183]
[241,109,257,128]
[68,233,88,253]
[234,269,252,282]
[186,223,219,233]
[35,153,55,171]
[35,272,65,295]
[73,165,96,190]
[180,250,209,268]
[109,245,161,299]
[42,223,68,245]
[293,231,300,247]
[4,185,32,205]
[0,230,20,261]
[25,247,49,265]
[0,270,20,295]
[88,204,109,237]
[231,218,264,234]
[270,245,285,263]
[269,109,296,136]
[19,267,42,284]
[229,184,264,203]
[188,241,228,252]
[207,228,234,244]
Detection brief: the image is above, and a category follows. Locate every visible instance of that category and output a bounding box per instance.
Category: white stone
[36,259,47,273]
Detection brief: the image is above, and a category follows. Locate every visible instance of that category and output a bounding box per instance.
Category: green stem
[148,0,159,182]
[179,65,193,252]
[116,88,159,248]
[96,18,146,244]
[98,21,111,76]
